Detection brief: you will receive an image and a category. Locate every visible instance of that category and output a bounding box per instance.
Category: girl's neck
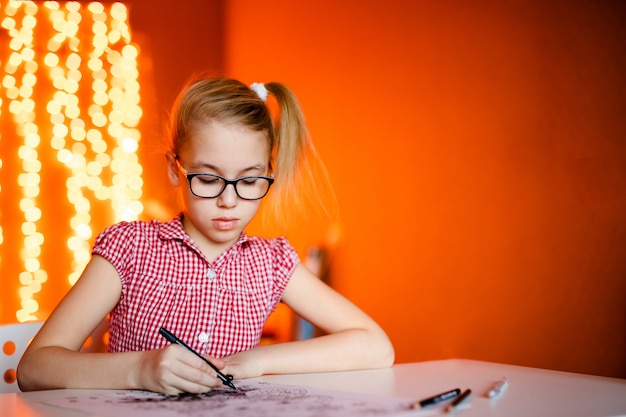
[181,216,238,263]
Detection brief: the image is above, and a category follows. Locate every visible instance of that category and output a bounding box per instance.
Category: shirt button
[198,332,209,343]
[207,269,216,279]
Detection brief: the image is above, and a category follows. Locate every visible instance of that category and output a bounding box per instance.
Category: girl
[17,77,394,394]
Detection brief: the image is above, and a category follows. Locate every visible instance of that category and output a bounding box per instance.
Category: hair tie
[250,82,268,102]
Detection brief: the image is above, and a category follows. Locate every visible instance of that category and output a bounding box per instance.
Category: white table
[2,359,626,416]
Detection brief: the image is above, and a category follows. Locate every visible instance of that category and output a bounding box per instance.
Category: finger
[161,368,223,394]
[160,347,223,393]
[168,377,217,395]
[205,355,226,370]
[170,345,222,373]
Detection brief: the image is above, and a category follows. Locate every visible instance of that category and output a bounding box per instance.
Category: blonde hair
[168,76,336,228]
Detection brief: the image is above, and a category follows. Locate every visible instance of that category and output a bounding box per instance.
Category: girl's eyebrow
[191,162,268,176]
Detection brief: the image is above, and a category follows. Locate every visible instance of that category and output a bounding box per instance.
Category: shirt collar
[158,213,249,247]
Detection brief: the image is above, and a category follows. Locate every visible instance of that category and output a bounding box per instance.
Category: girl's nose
[217,183,238,207]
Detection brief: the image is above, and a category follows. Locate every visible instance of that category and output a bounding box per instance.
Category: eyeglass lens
[190,175,271,200]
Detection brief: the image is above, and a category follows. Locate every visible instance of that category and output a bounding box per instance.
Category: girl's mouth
[213,218,238,231]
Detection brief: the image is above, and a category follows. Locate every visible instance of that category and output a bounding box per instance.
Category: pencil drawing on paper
[44,380,415,417]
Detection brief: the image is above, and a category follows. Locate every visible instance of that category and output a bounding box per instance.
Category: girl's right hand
[137,344,225,394]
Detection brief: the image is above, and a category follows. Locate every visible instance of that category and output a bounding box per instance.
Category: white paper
[43,380,424,417]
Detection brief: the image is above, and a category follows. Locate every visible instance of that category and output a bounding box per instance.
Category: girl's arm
[222,264,395,378]
[17,255,225,394]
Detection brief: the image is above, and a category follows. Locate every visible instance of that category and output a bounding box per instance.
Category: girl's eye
[240,178,258,187]
[197,176,221,185]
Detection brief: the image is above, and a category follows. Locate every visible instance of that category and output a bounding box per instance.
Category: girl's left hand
[220,348,264,380]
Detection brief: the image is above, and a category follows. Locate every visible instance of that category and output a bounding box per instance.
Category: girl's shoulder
[244,235,292,250]
[242,235,300,262]
[92,217,184,269]
[95,216,184,246]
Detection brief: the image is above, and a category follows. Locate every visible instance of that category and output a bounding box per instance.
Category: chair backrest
[0,321,43,393]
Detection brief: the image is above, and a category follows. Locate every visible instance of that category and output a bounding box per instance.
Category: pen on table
[487,377,508,399]
[158,327,237,390]
[445,388,471,413]
[411,388,461,409]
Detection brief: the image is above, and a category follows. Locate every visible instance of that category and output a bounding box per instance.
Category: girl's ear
[166,153,181,187]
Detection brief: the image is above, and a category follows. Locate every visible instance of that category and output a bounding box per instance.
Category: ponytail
[263,82,337,228]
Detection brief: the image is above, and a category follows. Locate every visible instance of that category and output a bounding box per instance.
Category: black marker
[446,388,471,413]
[411,388,461,409]
[159,327,237,390]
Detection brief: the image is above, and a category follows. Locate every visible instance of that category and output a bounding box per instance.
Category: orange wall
[223,0,626,378]
[2,0,624,379]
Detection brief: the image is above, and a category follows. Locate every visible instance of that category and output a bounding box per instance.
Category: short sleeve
[269,237,300,309]
[92,221,136,282]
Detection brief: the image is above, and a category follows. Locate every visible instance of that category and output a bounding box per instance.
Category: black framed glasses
[176,159,274,200]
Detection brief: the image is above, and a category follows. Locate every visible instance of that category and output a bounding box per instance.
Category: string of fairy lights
[1,1,144,322]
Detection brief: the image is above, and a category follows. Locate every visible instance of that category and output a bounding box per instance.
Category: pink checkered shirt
[92,214,299,358]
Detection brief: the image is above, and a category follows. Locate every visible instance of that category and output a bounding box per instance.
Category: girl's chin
[208,228,243,244]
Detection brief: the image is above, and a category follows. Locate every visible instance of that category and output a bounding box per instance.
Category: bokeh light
[1,1,143,321]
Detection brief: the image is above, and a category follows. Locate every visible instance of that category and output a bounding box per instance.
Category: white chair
[0,321,43,393]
